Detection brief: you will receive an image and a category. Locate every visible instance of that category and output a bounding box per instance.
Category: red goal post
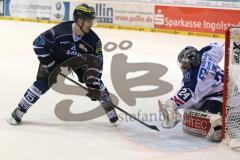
[222,26,240,147]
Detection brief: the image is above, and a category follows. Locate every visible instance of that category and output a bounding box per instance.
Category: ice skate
[101,101,118,123]
[106,109,118,123]
[7,108,24,125]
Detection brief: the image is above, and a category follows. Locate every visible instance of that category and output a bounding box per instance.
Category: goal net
[222,27,240,148]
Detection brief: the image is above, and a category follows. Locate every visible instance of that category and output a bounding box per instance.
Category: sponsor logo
[56,2,61,10]
[95,3,113,23]
[53,1,64,19]
[5,0,69,21]
[66,45,78,56]
[183,109,211,136]
[154,8,164,25]
[60,41,71,44]
[188,110,208,118]
[10,3,51,11]
[233,42,240,64]
[153,5,240,34]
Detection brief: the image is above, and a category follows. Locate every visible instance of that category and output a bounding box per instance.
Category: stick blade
[149,125,160,131]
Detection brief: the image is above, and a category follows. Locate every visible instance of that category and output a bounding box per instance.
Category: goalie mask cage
[222,26,240,148]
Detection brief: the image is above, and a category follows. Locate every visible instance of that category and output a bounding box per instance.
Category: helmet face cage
[177,46,199,71]
[73,4,96,21]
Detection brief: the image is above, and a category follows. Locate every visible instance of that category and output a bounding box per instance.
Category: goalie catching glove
[158,99,182,128]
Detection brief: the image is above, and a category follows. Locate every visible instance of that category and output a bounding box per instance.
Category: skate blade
[6,117,19,125]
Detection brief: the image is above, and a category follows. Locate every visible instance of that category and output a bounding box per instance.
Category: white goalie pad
[183,108,222,142]
[183,108,212,137]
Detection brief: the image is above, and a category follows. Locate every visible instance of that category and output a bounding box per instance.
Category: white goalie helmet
[177,46,200,71]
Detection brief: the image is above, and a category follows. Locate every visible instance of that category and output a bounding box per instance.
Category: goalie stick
[57,72,160,131]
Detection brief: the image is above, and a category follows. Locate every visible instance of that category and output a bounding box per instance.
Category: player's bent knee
[33,80,50,94]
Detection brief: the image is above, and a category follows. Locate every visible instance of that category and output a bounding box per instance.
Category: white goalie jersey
[171,43,224,109]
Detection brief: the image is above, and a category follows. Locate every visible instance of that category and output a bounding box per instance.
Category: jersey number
[214,71,224,87]
[177,88,192,102]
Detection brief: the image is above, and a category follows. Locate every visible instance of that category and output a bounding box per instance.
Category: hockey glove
[159,99,182,128]
[87,87,118,123]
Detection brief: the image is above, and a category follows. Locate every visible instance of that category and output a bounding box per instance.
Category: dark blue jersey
[33,21,104,90]
[33,21,102,64]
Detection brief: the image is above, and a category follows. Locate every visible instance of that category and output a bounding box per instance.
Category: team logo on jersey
[34,35,45,46]
[79,44,88,53]
[95,40,102,54]
[183,71,190,82]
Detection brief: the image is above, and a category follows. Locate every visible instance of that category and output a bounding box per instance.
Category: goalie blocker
[183,108,222,142]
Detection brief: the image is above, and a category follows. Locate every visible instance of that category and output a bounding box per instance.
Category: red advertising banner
[154,5,240,34]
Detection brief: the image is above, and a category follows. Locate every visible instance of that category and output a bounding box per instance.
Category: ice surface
[0,20,239,160]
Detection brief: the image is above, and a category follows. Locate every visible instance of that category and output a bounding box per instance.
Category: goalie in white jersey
[159,43,224,142]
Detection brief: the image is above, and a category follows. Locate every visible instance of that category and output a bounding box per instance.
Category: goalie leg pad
[183,108,222,142]
[206,114,222,142]
[183,108,211,137]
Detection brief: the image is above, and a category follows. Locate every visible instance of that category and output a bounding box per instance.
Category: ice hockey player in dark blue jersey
[7,4,118,125]
[159,43,224,142]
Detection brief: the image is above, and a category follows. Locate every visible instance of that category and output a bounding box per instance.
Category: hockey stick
[58,72,160,131]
